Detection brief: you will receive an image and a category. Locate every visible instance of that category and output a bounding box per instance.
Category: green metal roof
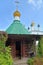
[6,20,30,34]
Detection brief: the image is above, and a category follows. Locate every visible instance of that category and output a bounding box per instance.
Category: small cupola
[13,10,21,21]
[13,10,21,17]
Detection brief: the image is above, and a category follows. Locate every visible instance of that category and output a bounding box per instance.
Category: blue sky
[0,0,43,31]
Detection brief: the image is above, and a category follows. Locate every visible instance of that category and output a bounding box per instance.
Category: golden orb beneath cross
[13,10,21,17]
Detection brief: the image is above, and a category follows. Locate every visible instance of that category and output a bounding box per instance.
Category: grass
[27,57,43,65]
[33,57,43,65]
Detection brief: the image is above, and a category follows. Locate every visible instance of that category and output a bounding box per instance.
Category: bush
[38,36,43,57]
[27,36,43,65]
[27,57,34,65]
[0,47,13,65]
[27,57,43,65]
[0,32,13,65]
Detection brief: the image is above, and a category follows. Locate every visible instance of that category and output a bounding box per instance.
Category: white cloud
[28,0,43,9]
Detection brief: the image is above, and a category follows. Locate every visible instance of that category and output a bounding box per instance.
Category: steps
[14,58,28,65]
[14,63,27,65]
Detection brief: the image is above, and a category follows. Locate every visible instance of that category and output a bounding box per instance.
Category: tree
[38,36,43,57]
[0,31,13,65]
[0,32,8,51]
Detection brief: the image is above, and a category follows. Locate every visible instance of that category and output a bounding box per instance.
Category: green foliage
[27,58,34,65]
[38,36,43,57]
[27,36,43,65]
[27,57,43,65]
[0,47,13,65]
[0,33,8,49]
[0,32,13,65]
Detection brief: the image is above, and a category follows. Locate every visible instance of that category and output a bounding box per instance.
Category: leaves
[0,32,13,65]
[38,36,43,57]
[0,47,13,65]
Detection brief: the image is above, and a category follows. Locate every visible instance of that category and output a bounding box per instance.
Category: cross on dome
[13,0,21,18]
